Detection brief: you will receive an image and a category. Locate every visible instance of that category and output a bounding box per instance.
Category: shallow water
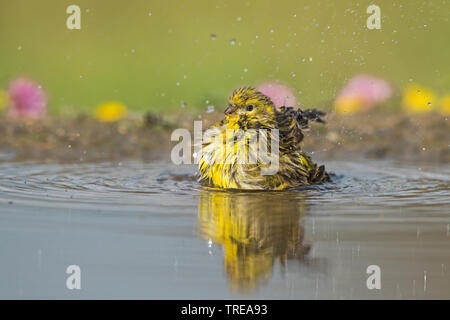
[0,159,449,299]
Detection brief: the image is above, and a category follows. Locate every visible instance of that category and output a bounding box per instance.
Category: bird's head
[224,86,277,129]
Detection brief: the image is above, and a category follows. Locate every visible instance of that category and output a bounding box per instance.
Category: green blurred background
[0,0,449,115]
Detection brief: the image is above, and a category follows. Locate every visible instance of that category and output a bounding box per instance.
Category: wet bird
[198,86,330,190]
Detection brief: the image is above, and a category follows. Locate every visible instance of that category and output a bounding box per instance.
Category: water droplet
[243,68,248,72]
[427,102,431,106]
[422,147,426,151]
[255,35,259,39]
[176,82,180,86]
[424,271,427,292]
[309,57,313,61]
[210,34,217,40]
[293,13,297,18]
[230,39,236,45]
[417,90,421,94]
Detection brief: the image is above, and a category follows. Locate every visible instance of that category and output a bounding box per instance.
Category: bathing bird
[198,86,330,190]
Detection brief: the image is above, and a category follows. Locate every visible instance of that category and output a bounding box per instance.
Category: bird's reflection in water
[198,190,310,292]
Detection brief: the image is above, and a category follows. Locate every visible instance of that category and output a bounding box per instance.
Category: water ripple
[0,160,448,213]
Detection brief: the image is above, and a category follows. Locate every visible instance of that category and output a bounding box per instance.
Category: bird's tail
[309,164,331,184]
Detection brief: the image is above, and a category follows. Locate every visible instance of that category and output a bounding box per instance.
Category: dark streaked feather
[276,106,326,145]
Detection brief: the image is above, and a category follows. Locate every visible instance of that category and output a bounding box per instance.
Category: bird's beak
[224,104,237,115]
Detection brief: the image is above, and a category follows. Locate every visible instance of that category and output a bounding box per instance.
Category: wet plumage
[198,86,330,190]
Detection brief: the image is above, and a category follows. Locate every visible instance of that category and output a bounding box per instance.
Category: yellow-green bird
[198,86,330,190]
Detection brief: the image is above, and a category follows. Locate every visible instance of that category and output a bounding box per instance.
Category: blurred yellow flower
[402,84,436,113]
[94,101,127,122]
[0,90,9,110]
[440,95,450,115]
[335,96,364,114]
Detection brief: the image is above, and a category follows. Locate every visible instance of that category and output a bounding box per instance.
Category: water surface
[0,159,449,299]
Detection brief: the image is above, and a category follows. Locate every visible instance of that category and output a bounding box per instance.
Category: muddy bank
[303,112,449,163]
[0,112,448,163]
[0,114,176,162]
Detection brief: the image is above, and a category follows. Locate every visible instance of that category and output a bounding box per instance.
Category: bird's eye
[246,105,254,112]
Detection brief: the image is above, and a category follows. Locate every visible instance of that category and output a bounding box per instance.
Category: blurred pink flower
[336,74,393,112]
[8,77,47,119]
[257,82,297,108]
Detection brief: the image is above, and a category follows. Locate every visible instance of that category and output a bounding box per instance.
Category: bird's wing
[275,107,326,145]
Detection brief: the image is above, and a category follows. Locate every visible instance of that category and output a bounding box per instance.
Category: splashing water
[0,159,449,298]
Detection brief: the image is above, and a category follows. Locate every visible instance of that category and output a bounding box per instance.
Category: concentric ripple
[0,159,449,299]
[0,160,448,211]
